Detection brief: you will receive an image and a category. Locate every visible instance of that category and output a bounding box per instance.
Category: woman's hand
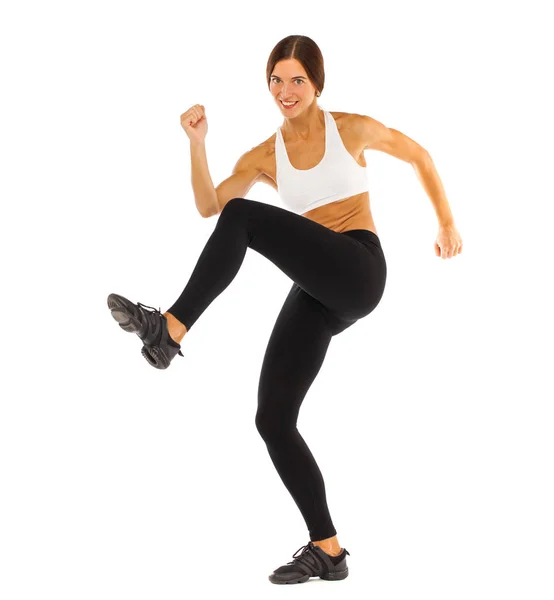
[434,223,463,259]
[181,104,208,143]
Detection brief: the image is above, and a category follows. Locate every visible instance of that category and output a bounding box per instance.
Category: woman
[107,35,463,584]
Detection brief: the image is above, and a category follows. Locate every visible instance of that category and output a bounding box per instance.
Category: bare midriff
[258,111,378,235]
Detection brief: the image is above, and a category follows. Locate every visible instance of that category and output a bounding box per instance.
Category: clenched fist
[181,104,208,143]
[435,223,463,259]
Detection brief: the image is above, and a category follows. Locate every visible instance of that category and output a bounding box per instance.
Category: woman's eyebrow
[272,75,307,79]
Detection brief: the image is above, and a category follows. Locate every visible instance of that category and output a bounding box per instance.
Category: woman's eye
[272,78,303,84]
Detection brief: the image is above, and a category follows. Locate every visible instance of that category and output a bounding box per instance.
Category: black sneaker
[268,541,350,584]
[107,293,183,370]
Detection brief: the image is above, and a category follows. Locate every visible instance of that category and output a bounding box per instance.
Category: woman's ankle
[163,311,187,344]
[312,536,342,556]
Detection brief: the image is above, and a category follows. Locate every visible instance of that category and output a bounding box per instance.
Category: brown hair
[266,35,325,97]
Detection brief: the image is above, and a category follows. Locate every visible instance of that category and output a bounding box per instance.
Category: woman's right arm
[183,104,262,218]
[211,147,263,217]
[190,140,219,218]
[191,142,263,218]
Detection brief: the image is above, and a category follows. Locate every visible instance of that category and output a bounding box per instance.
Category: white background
[1,0,553,598]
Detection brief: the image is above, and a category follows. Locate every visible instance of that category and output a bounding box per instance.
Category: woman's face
[270,58,317,114]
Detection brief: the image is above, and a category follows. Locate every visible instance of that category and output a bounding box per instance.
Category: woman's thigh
[256,283,355,433]
[221,197,386,320]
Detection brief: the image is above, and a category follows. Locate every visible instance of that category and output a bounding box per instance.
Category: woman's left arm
[356,114,463,259]
[413,157,463,259]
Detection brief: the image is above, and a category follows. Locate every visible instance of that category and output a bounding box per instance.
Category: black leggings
[167,197,387,541]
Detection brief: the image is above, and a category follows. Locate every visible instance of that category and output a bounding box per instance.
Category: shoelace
[287,542,326,575]
[136,302,184,357]
[137,301,162,315]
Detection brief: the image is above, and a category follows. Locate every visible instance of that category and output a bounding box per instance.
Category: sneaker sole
[321,568,349,580]
[107,293,142,334]
[141,345,166,369]
[269,567,348,584]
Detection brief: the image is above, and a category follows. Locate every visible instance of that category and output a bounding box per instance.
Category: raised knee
[221,196,248,214]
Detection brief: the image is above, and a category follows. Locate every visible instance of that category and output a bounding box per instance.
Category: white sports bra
[275,108,369,214]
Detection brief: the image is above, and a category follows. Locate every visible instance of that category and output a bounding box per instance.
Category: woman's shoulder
[329,110,363,133]
[330,110,366,129]
[329,110,352,121]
